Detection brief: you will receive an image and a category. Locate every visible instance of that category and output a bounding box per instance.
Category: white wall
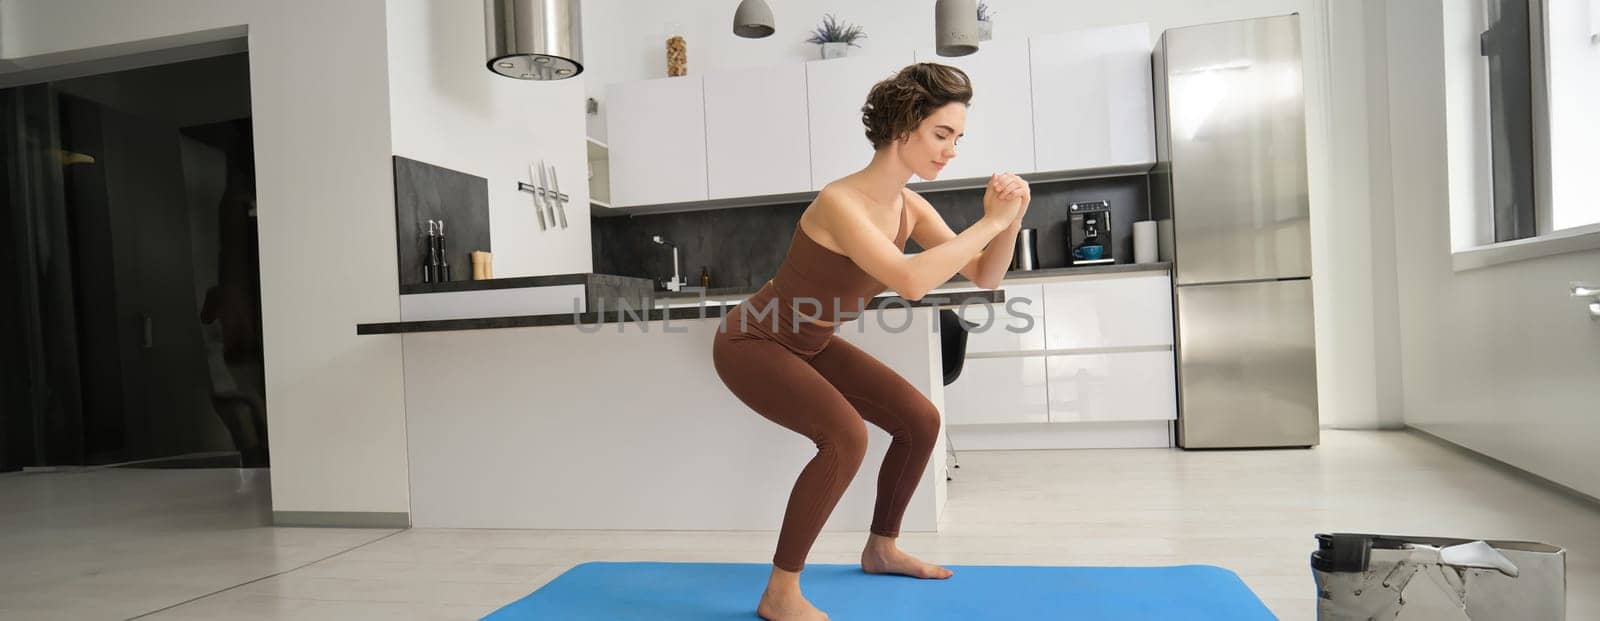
[1386,0,1600,498]
[1442,0,1496,250]
[1,0,412,517]
[0,0,248,61]
[580,0,1404,429]
[1312,0,1406,429]
[385,2,592,278]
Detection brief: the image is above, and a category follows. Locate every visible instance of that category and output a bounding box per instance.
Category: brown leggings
[711,294,942,573]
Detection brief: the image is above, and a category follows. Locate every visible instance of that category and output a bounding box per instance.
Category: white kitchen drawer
[1042,272,1173,350]
[1045,350,1176,423]
[944,356,1049,425]
[957,283,1046,353]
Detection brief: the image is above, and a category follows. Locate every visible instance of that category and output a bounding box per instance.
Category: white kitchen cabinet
[1029,23,1155,172]
[806,51,915,189]
[1041,272,1173,350]
[944,356,1050,425]
[704,64,813,199]
[1045,350,1176,422]
[958,283,1046,353]
[913,38,1036,181]
[605,76,708,207]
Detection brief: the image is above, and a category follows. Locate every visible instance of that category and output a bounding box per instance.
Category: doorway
[0,52,266,471]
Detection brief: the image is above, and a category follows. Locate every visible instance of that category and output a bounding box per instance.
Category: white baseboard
[948,420,1172,451]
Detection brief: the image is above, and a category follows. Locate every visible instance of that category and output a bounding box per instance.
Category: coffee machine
[1067,200,1115,266]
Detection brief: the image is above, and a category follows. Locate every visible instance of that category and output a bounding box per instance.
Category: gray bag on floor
[1311,533,1565,620]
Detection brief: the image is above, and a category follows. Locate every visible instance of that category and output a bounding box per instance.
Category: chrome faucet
[651,235,685,292]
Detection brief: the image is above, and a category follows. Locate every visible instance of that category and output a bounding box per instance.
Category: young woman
[711,62,1030,621]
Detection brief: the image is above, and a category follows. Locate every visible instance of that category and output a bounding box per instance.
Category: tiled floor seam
[125,528,410,620]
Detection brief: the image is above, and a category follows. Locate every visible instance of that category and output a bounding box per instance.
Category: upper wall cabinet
[600,23,1159,209]
[913,38,1037,182]
[1030,23,1156,171]
[805,51,915,190]
[605,76,708,207]
[704,64,813,199]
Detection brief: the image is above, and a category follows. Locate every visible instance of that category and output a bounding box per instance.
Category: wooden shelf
[586,136,611,208]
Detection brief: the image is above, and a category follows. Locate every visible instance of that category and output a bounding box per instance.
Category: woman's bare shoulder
[806,183,868,223]
[900,187,936,223]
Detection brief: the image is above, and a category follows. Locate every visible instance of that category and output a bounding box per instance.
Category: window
[1478,0,1600,244]
[1479,0,1544,243]
[1541,0,1600,232]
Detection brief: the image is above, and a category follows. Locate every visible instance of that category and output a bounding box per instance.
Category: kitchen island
[357,290,1003,531]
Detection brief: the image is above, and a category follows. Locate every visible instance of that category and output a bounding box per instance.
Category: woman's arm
[905,177,1031,290]
[820,176,1024,301]
[967,217,1022,290]
[817,189,1003,301]
[905,192,1024,290]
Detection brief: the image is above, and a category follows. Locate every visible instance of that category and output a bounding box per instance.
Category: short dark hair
[860,63,973,150]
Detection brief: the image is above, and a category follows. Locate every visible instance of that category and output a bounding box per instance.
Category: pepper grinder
[436,219,451,282]
[423,220,439,283]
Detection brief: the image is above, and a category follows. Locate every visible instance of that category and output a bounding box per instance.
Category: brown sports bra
[751,199,910,326]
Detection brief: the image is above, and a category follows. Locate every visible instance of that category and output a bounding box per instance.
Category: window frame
[1453,0,1600,271]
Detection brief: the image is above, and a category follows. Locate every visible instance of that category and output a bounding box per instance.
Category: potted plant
[806,14,866,59]
[976,2,996,41]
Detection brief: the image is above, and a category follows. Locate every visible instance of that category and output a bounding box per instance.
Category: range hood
[485,0,583,80]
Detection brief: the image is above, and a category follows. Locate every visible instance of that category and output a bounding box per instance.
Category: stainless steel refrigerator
[1150,14,1319,449]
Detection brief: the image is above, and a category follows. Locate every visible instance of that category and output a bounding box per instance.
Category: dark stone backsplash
[593,202,806,293]
[593,174,1150,291]
[393,156,491,288]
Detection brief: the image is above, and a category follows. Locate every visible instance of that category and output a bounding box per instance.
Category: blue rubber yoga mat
[483,562,1277,620]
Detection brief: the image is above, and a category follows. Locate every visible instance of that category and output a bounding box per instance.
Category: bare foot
[860,535,954,579]
[757,567,829,621]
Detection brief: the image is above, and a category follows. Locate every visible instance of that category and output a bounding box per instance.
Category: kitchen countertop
[658,262,1171,300]
[357,290,1005,335]
[943,262,1171,284]
[399,272,651,295]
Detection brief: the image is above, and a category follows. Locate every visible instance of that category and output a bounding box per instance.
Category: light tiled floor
[2,430,1595,620]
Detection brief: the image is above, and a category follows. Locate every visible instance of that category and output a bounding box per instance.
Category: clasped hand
[982,172,1030,226]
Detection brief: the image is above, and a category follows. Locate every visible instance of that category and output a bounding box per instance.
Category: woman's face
[893,102,967,180]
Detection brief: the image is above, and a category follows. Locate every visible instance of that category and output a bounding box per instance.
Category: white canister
[1134,220,1159,264]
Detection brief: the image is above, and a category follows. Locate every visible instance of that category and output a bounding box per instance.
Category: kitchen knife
[529,163,548,230]
[549,163,569,228]
[537,160,556,229]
